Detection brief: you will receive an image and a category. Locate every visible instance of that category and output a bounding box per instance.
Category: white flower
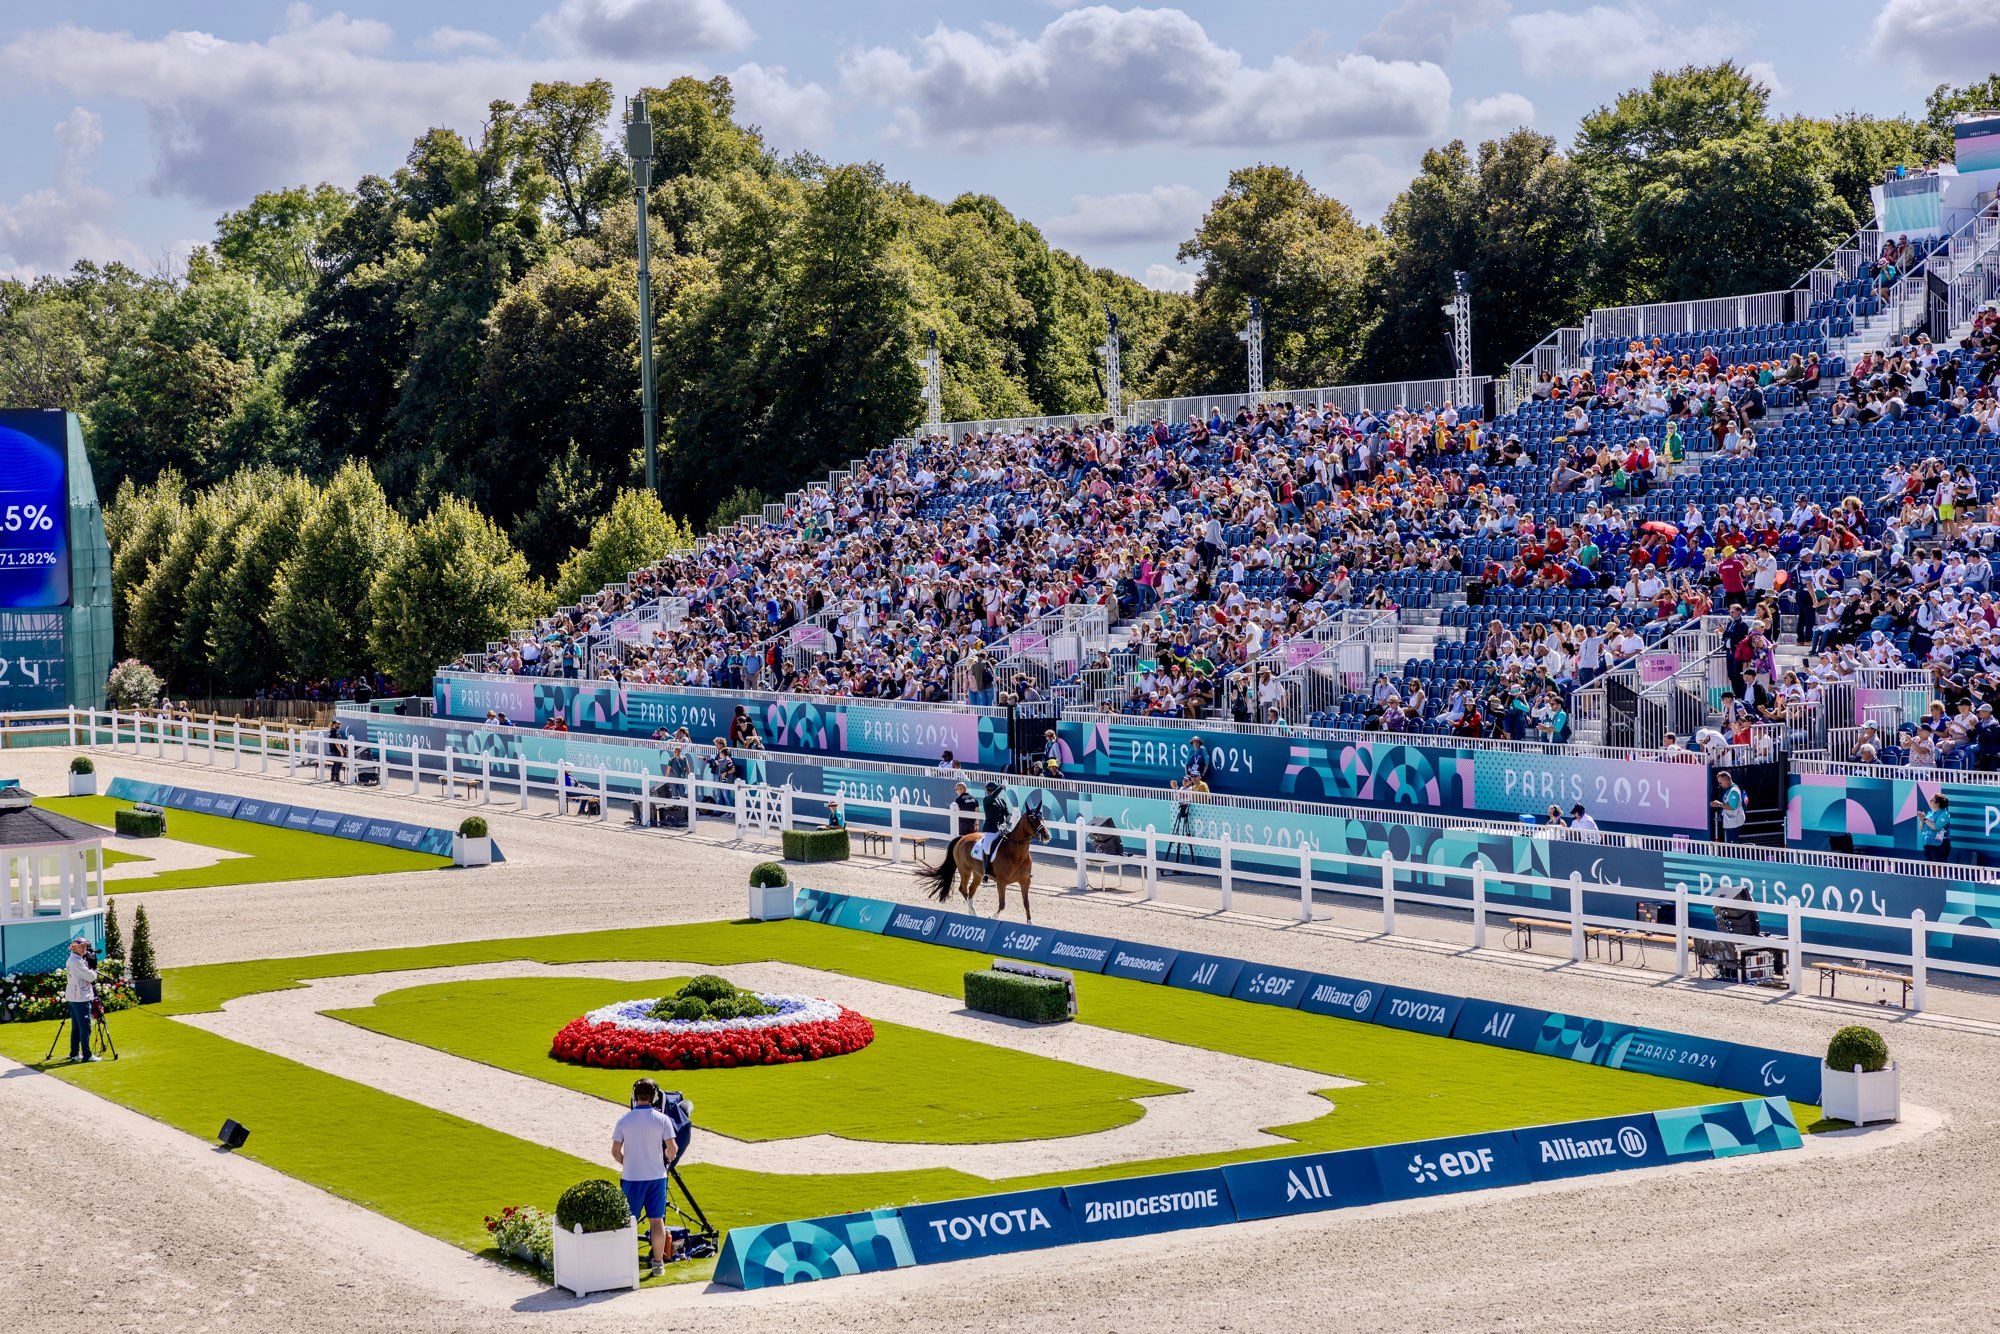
[583,992,843,1035]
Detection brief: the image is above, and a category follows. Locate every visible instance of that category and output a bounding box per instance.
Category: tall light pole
[921,329,943,432]
[625,95,659,495]
[1239,296,1265,401]
[1443,270,1472,409]
[1097,306,1122,421]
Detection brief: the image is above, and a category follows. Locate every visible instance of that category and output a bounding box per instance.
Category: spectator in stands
[1919,793,1952,863]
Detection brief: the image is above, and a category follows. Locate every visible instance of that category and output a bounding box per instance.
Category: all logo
[1285,1164,1337,1202]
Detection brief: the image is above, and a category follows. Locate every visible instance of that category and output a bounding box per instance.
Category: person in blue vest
[1184,735,1212,784]
[973,781,1012,874]
[1918,793,1952,863]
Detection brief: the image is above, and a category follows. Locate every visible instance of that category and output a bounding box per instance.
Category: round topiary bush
[70,755,95,775]
[1826,1024,1890,1073]
[704,995,746,1021]
[555,1178,631,1234]
[458,816,489,839]
[670,996,710,1021]
[678,974,735,1004]
[749,862,788,888]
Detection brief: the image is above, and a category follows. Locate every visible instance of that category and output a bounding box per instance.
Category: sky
[0,0,1994,288]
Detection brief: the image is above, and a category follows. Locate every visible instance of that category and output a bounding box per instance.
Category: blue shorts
[621,1177,667,1221]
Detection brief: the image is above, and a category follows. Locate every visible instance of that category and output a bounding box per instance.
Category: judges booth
[0,784,107,974]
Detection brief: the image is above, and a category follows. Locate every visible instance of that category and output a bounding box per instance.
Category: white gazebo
[0,784,108,974]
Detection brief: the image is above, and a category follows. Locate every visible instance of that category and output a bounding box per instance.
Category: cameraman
[64,939,99,1063]
[611,1078,679,1276]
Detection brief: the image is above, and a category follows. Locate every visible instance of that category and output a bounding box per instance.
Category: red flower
[550,1007,875,1071]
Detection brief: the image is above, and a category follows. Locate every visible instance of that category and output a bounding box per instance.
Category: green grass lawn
[99,847,148,868]
[0,918,1820,1286]
[36,795,450,892]
[332,974,1178,1144]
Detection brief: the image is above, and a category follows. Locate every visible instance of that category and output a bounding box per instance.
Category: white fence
[33,706,1998,1011]
[1128,376,1489,426]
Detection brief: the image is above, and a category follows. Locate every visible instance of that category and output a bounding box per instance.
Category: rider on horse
[972,780,1012,878]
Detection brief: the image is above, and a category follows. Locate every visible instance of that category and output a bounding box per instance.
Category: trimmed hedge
[782,828,851,863]
[70,755,95,774]
[115,807,165,839]
[965,969,1071,1024]
[458,816,489,838]
[1827,1025,1890,1073]
[555,1178,631,1234]
[749,861,789,888]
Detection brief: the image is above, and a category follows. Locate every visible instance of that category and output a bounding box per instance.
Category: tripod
[44,1003,118,1064]
[664,1162,717,1257]
[1166,804,1194,866]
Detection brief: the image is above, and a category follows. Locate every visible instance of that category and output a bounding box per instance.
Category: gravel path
[176,959,1346,1178]
[6,748,1998,1331]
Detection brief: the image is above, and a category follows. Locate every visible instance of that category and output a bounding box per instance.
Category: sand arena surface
[3,749,1995,1332]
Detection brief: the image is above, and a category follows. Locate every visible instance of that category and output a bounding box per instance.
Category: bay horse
[918,795,1049,920]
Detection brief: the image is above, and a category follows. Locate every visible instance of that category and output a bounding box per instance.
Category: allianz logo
[925,1206,1052,1244]
[1407,1147,1496,1184]
[1111,951,1167,974]
[1309,982,1374,1013]
[1386,997,1448,1024]
[891,910,939,937]
[1081,1188,1219,1224]
[1538,1127,1649,1164]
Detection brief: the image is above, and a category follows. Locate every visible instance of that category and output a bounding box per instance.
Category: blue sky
[0,1,1992,286]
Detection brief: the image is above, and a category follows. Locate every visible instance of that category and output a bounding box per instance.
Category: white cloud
[1743,60,1786,100]
[419,26,506,56]
[1355,0,1510,65]
[1323,150,1414,226]
[842,8,1451,150]
[1508,5,1746,84]
[533,0,754,58]
[1141,263,1196,294]
[1464,91,1535,133]
[1045,184,1205,247]
[1867,0,2000,83]
[0,107,145,276]
[0,15,827,209]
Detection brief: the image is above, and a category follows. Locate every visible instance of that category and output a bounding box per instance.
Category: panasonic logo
[926,1207,1052,1244]
[1111,951,1167,974]
[1386,998,1448,1023]
[1082,1189,1218,1224]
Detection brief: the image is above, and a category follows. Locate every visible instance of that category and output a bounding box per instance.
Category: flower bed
[551,991,875,1070]
[484,1204,553,1269]
[1,961,138,1023]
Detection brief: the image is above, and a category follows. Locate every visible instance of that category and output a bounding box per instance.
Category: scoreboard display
[0,412,71,609]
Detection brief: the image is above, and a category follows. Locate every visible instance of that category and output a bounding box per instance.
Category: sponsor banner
[1373,1130,1531,1201]
[99,779,480,861]
[336,814,370,840]
[163,788,200,811]
[930,911,1001,954]
[791,888,894,934]
[1041,931,1119,975]
[1102,941,1179,984]
[103,778,170,805]
[1165,951,1245,997]
[283,807,316,832]
[1529,1013,1734,1085]
[1370,985,1464,1036]
[1297,973,1383,1022]
[1515,1112,1667,1181]
[1718,1044,1822,1106]
[358,818,405,848]
[712,1208,915,1290]
[880,904,947,944]
[1452,998,1554,1052]
[990,923,1062,965]
[1063,1168,1235,1243]
[1652,1096,1802,1160]
[234,798,291,827]
[308,810,342,835]
[1230,963,1312,1009]
[1222,1148,1383,1221]
[901,1188,1077,1266]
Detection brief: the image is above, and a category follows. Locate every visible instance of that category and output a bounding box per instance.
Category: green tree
[1922,76,2000,161]
[104,473,186,656]
[521,80,626,238]
[174,469,286,690]
[1146,165,1376,394]
[269,461,404,681]
[367,496,543,687]
[211,474,316,691]
[126,489,222,685]
[212,184,354,296]
[553,488,696,606]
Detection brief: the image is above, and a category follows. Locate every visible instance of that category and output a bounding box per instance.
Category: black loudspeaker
[218,1119,250,1150]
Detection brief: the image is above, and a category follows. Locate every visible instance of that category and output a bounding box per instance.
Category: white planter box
[552,1220,639,1297]
[453,835,493,867]
[1821,1062,1900,1125]
[68,773,98,797]
[749,882,795,921]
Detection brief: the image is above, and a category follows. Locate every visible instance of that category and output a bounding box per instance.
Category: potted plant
[551,1178,639,1297]
[747,862,794,920]
[68,755,98,797]
[1820,1024,1899,1125]
[454,816,493,868]
[129,904,162,1005]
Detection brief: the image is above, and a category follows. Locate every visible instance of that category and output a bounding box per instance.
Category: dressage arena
[3,744,1995,1333]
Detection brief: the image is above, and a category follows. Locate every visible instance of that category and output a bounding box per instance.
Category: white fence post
[1298,848,1313,922]
[1785,904,1802,996]
[259,723,270,773]
[232,720,243,767]
[1073,798,1092,892]
[1911,910,1929,1011]
[733,781,747,840]
[1220,830,1234,913]
[597,767,612,823]
[179,721,189,763]
[1569,878,1585,962]
[1472,864,1488,949]
[1380,851,1396,935]
[684,774,697,832]
[780,785,795,832]
[1673,881,1689,977]
[519,755,530,811]
[480,753,493,805]
[1142,824,1158,901]
[889,793,904,864]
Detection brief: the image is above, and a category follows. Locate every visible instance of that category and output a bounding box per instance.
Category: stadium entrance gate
[742,784,785,833]
[1010,701,1062,774]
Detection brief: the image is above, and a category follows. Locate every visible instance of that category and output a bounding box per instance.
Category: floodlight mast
[1097,307,1122,421]
[626,95,659,495]
[922,330,943,432]
[1447,270,1473,410]
[1238,297,1264,401]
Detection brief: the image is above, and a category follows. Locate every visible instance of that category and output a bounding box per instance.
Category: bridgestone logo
[1082,1189,1218,1223]
[1049,942,1108,963]
[1386,998,1447,1023]
[1111,951,1167,974]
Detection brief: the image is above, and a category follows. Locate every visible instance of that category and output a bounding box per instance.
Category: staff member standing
[950,781,979,838]
[612,1079,679,1277]
[65,939,98,1063]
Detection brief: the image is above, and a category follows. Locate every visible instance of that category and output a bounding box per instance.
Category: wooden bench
[852,829,888,857]
[446,774,483,799]
[1504,915,1566,952]
[1812,961,1913,1008]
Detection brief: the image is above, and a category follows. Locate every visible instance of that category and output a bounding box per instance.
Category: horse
[917,795,1049,920]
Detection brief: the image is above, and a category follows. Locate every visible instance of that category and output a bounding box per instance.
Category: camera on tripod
[643,1087,717,1259]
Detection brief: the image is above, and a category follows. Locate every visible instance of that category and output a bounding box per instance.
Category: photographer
[611,1078,679,1276]
[64,939,99,1063]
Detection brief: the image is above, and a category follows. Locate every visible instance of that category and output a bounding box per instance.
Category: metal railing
[1126,375,1489,427]
[1223,609,1398,725]
[1584,290,1796,344]
[1499,326,1589,415]
[962,604,1112,702]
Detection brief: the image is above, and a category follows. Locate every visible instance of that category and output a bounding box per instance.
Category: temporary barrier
[100,778,482,861]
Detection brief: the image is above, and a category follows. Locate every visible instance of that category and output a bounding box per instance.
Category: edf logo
[1408,1147,1496,1184]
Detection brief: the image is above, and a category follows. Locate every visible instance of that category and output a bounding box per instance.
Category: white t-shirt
[614,1105,675,1182]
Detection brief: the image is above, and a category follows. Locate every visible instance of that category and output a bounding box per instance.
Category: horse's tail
[918,840,962,901]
